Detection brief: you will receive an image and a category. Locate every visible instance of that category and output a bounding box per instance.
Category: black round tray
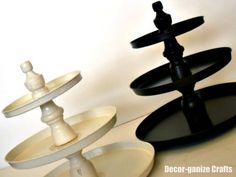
[130,47,231,96]
[131,16,204,48]
[136,82,236,150]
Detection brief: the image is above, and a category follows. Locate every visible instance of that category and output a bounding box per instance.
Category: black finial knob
[152,1,163,12]
[152,1,172,30]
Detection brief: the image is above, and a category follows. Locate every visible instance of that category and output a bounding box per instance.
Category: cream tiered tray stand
[2,61,154,177]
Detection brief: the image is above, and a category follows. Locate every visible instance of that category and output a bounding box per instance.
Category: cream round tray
[3,71,82,117]
[5,106,116,169]
[45,141,155,177]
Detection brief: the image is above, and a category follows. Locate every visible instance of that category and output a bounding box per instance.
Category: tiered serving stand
[2,61,154,177]
[130,1,236,150]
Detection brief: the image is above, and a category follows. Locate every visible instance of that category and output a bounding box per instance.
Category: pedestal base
[136,83,236,150]
[45,141,154,177]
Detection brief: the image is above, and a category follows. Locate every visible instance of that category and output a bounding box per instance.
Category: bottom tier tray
[45,141,154,177]
[136,82,236,150]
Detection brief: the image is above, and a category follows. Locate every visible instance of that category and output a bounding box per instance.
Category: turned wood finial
[20,61,49,99]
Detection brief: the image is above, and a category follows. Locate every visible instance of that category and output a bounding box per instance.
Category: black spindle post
[152,1,213,133]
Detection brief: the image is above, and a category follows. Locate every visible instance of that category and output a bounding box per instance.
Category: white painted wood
[3,61,119,177]
[3,61,83,146]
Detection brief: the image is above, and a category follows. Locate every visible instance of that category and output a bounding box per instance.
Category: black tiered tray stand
[130,1,236,150]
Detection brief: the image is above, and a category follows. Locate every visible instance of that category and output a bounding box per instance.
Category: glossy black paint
[130,1,235,149]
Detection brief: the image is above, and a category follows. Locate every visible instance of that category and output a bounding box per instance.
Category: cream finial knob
[20,61,49,98]
[20,61,33,73]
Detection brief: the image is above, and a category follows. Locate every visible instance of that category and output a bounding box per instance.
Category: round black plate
[131,16,204,48]
[136,83,236,150]
[130,47,231,96]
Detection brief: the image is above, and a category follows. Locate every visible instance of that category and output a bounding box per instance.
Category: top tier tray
[3,70,81,118]
[131,16,204,48]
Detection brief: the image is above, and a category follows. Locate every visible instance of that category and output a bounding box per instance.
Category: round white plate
[5,106,116,169]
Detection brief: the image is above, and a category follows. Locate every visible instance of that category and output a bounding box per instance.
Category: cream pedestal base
[45,141,154,177]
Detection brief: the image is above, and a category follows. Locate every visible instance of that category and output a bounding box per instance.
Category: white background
[0,0,236,168]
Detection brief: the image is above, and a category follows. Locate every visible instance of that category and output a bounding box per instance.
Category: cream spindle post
[20,61,99,177]
[67,151,99,177]
[20,61,78,146]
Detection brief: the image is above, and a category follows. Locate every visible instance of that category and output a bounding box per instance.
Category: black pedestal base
[136,83,236,150]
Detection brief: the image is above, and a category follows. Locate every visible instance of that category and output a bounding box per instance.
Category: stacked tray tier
[131,48,231,95]
[136,83,236,150]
